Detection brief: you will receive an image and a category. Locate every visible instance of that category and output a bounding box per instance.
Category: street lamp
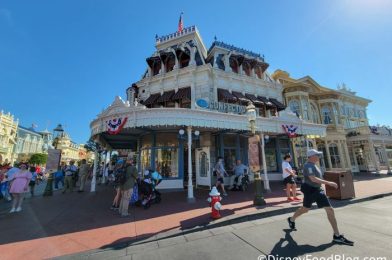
[179,127,199,202]
[246,103,266,206]
[43,124,64,196]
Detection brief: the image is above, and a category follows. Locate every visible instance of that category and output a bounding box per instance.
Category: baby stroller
[136,170,162,209]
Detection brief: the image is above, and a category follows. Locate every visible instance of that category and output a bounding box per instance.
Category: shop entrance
[195,147,212,188]
[184,148,196,187]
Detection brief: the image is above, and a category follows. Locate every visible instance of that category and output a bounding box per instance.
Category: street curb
[57,192,392,259]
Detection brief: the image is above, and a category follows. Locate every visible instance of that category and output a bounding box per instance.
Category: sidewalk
[0,173,391,260]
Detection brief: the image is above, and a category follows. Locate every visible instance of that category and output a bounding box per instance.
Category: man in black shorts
[287,149,354,246]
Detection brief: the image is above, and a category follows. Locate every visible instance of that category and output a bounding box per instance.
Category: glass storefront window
[141,149,151,174]
[142,134,153,148]
[156,133,178,147]
[224,148,236,174]
[223,134,237,147]
[155,148,178,178]
[265,139,277,172]
[329,144,341,168]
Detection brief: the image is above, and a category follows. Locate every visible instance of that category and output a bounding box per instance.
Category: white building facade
[90,26,327,190]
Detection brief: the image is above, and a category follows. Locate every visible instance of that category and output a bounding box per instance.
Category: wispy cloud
[0,8,13,27]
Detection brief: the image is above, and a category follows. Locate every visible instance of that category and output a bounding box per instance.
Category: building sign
[46,149,61,171]
[248,135,261,172]
[196,99,259,115]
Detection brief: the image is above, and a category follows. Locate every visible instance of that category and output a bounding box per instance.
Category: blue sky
[1,0,391,143]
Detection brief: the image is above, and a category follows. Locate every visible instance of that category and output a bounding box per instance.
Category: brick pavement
[0,173,391,260]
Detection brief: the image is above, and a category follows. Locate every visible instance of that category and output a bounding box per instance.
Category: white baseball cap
[307,149,323,157]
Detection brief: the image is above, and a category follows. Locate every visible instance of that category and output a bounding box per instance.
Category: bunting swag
[282,124,298,138]
[107,117,128,135]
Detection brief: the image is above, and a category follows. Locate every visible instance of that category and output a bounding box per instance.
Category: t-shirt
[31,172,38,181]
[214,162,226,177]
[233,164,248,176]
[303,162,323,188]
[282,161,293,179]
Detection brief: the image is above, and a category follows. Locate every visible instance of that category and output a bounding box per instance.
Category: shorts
[217,177,224,184]
[29,181,36,186]
[301,184,331,209]
[283,176,296,185]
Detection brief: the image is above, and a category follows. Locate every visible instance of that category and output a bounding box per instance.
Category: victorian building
[53,131,85,164]
[0,110,18,164]
[272,70,392,174]
[90,26,326,192]
[13,125,45,162]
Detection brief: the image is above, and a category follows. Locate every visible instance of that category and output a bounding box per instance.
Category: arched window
[322,106,332,124]
[254,66,263,79]
[165,55,175,72]
[152,61,161,76]
[229,57,239,74]
[329,143,341,168]
[289,100,300,117]
[178,51,190,68]
[302,101,309,120]
[310,103,320,124]
[242,62,251,76]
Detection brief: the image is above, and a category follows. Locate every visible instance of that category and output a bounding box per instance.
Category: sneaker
[333,234,354,246]
[15,207,22,212]
[223,192,228,196]
[287,217,296,230]
[9,208,16,213]
[293,197,301,201]
[287,197,294,201]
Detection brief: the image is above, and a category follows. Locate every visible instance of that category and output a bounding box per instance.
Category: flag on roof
[178,12,184,32]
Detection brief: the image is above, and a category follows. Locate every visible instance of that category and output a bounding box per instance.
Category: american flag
[178,12,184,32]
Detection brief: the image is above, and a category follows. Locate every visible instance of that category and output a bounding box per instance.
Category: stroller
[135,170,162,209]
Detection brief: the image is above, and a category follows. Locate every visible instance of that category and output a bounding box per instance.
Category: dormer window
[230,57,239,74]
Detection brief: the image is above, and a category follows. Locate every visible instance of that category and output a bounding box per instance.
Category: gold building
[272,70,391,174]
[0,110,18,164]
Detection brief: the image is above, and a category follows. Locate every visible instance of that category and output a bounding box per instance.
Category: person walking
[229,159,248,190]
[29,166,38,197]
[78,159,89,192]
[63,160,77,194]
[9,163,32,213]
[118,158,138,217]
[54,166,64,190]
[282,154,300,201]
[110,160,125,211]
[287,149,354,245]
[214,157,228,196]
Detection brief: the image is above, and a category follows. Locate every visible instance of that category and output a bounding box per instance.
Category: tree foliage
[84,138,100,152]
[29,153,48,165]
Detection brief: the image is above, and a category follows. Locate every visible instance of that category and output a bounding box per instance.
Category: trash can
[324,171,355,200]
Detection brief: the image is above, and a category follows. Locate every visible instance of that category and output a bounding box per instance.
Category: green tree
[29,153,48,165]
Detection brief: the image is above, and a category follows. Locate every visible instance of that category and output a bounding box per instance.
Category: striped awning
[172,87,191,101]
[245,93,264,106]
[218,88,237,102]
[143,93,161,106]
[257,96,275,108]
[269,98,286,111]
[232,91,251,104]
[157,90,175,103]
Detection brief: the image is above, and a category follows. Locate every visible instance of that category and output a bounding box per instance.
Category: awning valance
[232,91,250,104]
[172,87,191,101]
[143,93,161,106]
[257,96,275,109]
[218,88,237,103]
[157,90,175,103]
[269,98,286,111]
[245,94,264,106]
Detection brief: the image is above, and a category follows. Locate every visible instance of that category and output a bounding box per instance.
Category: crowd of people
[0,162,45,213]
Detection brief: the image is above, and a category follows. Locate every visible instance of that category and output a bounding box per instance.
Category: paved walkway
[0,172,391,260]
[58,196,392,260]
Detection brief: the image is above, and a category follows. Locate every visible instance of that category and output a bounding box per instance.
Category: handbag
[130,183,139,204]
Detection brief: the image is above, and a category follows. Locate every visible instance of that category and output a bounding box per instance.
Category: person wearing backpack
[118,158,138,217]
[110,160,125,211]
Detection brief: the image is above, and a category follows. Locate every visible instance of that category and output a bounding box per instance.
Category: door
[196,147,211,188]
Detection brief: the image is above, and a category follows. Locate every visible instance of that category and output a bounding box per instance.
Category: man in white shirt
[229,160,248,190]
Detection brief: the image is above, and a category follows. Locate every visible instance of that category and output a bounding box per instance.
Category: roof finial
[214,35,217,41]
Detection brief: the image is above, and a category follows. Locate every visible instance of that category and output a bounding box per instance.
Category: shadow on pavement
[268,229,334,257]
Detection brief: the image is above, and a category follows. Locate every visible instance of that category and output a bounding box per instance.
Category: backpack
[115,168,127,185]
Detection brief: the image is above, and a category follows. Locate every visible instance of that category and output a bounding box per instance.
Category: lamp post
[43,124,64,196]
[179,127,199,202]
[246,103,266,206]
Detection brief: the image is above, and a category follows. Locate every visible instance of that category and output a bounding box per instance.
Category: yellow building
[0,110,18,164]
[272,70,380,173]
